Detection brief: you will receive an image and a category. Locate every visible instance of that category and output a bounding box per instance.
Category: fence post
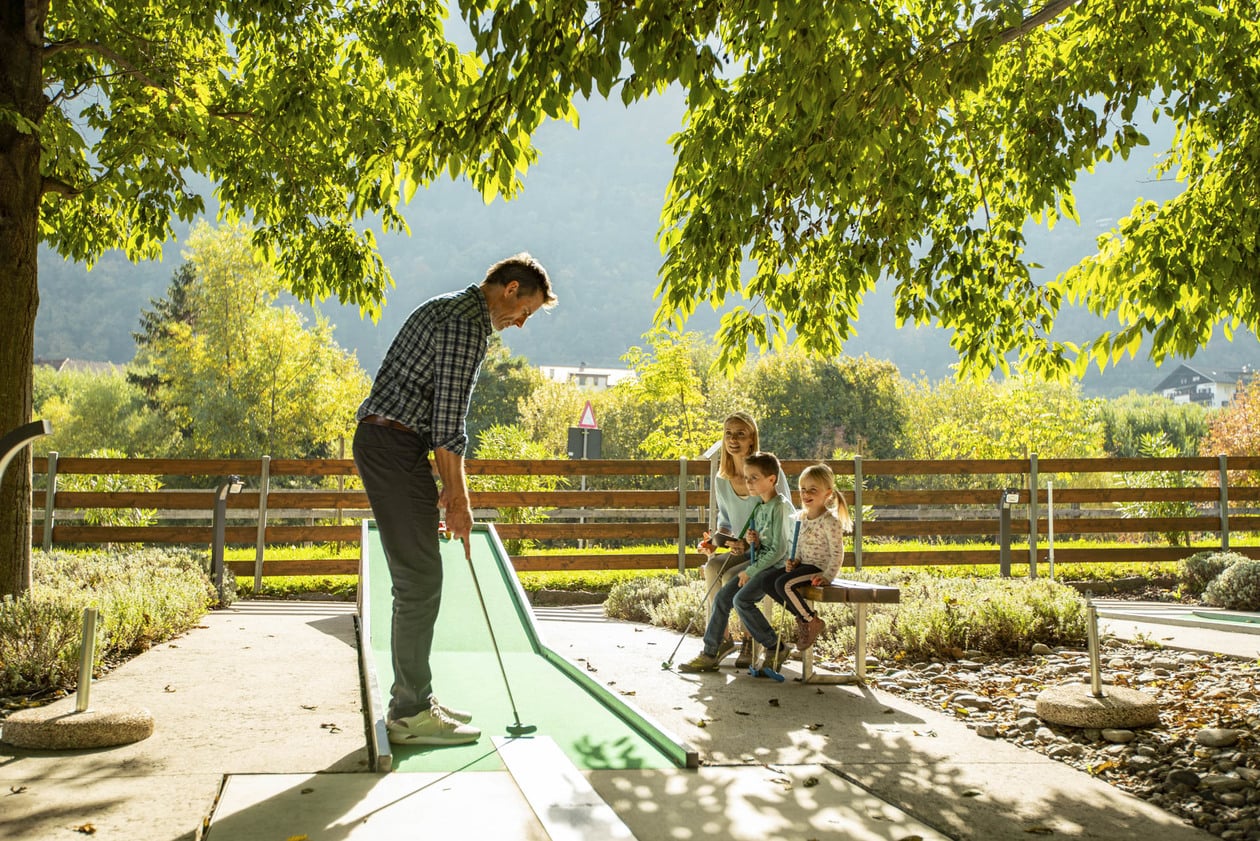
[1028,453,1039,579]
[678,456,688,575]
[999,488,1018,578]
[254,455,271,592]
[1219,453,1230,552]
[43,451,58,552]
[852,455,863,570]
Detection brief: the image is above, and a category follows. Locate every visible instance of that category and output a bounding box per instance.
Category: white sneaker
[387,704,480,746]
[429,695,473,724]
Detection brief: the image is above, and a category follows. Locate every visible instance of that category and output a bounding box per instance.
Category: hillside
[33,90,1256,396]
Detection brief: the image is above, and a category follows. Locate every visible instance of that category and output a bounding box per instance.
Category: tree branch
[995,0,1083,47]
[44,39,163,89]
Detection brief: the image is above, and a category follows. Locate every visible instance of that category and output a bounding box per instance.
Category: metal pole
[1086,599,1103,698]
[1219,454,1230,552]
[76,607,99,712]
[578,431,588,550]
[43,450,58,552]
[852,456,863,571]
[999,491,1012,578]
[254,455,270,592]
[678,457,688,575]
[1028,453,1039,579]
[213,476,242,604]
[213,490,227,604]
[1047,479,1055,581]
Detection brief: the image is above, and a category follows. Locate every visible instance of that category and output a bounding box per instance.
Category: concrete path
[1,601,367,841]
[2,595,1247,840]
[533,605,1216,841]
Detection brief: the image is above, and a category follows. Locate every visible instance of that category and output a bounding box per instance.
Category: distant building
[539,363,636,391]
[34,357,119,375]
[1154,363,1256,408]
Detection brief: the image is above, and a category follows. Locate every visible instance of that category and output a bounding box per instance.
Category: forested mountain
[34,90,1256,397]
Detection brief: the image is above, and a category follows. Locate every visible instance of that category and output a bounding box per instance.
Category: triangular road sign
[577,400,598,429]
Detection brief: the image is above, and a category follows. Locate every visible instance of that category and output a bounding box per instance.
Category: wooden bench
[798,578,901,683]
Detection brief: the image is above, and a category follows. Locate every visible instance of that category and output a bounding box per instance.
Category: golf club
[661,549,737,670]
[455,531,537,737]
[662,508,761,671]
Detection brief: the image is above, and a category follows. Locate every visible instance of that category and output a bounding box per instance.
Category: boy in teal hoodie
[680,451,795,673]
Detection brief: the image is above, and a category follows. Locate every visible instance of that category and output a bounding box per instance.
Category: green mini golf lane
[364,522,689,773]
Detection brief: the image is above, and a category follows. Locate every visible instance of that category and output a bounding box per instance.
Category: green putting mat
[363,522,692,772]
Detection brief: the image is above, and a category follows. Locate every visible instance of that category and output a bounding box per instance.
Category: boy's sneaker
[678,651,720,673]
[799,616,826,650]
[387,702,481,746]
[761,643,791,673]
[429,694,473,724]
[733,635,755,669]
[714,638,737,663]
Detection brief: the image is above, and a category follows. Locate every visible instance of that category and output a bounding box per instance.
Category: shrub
[608,569,1088,662]
[603,576,674,624]
[1179,551,1246,597]
[1203,560,1260,611]
[891,577,1086,659]
[0,549,212,697]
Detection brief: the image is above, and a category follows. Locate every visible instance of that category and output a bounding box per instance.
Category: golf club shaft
[462,547,527,727]
[665,552,739,665]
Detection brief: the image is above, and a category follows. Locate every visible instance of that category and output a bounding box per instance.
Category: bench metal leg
[800,599,863,685]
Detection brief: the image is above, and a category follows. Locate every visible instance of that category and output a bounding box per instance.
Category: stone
[1196,728,1242,748]
[1031,643,1053,656]
[975,723,998,739]
[1,706,154,749]
[1102,728,1136,743]
[1036,683,1160,729]
[1165,769,1201,789]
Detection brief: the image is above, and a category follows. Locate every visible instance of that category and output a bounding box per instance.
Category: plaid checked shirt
[356,284,492,456]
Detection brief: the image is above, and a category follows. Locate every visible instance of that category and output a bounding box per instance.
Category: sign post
[567,402,601,549]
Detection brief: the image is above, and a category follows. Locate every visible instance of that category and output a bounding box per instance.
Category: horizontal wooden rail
[28,454,1260,578]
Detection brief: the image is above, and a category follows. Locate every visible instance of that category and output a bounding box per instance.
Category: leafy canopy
[39,0,571,315]
[463,0,1260,378]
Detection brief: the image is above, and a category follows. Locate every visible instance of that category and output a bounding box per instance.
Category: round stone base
[1,706,154,750]
[1036,683,1160,730]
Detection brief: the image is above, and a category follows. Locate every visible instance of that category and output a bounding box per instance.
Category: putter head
[661,661,673,670]
[506,722,537,736]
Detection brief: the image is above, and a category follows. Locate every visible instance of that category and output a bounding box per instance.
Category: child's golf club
[661,549,736,670]
[662,509,761,671]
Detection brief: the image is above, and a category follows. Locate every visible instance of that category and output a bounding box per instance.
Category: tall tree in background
[466,334,545,451]
[1202,379,1260,486]
[618,329,719,459]
[136,223,369,459]
[1096,392,1209,458]
[746,349,909,459]
[129,262,198,408]
[0,2,559,596]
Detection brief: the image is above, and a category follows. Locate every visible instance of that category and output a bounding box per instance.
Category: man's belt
[360,414,415,433]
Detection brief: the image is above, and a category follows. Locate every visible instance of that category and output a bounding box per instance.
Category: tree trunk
[0,3,47,598]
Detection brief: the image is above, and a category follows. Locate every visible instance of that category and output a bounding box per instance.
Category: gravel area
[860,638,1260,840]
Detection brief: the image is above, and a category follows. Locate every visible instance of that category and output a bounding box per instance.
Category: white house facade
[1154,364,1256,408]
[539,363,636,391]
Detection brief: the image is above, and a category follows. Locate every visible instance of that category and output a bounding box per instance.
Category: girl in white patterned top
[768,462,853,650]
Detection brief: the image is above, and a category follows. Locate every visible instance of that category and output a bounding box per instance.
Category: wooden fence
[30,453,1260,579]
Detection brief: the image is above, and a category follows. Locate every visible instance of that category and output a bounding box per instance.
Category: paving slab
[1,601,368,841]
[533,604,1216,841]
[205,770,549,840]
[1097,599,1260,659]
